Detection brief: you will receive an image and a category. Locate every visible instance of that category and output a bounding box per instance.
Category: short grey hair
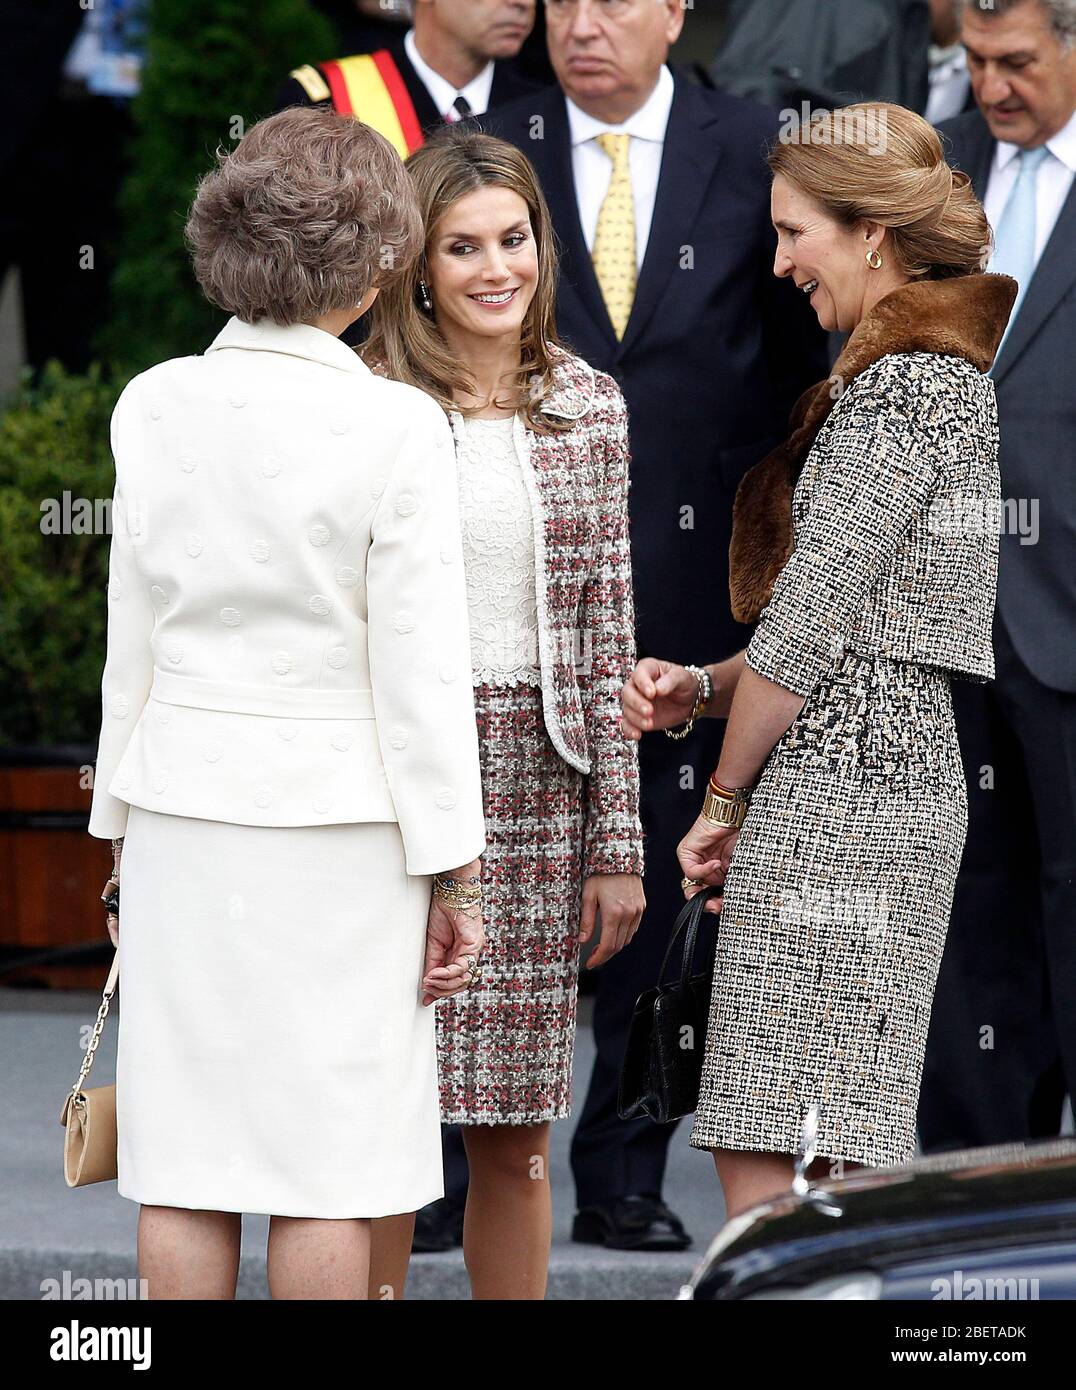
[186,107,423,326]
[955,0,1076,48]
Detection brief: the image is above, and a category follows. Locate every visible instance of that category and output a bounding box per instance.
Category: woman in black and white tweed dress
[622,104,1017,1220]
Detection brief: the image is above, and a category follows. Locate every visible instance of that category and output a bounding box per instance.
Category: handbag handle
[656,887,721,991]
[69,949,119,1102]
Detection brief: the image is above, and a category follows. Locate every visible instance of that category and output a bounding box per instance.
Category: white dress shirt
[985,108,1076,269]
[404,28,495,119]
[567,64,675,271]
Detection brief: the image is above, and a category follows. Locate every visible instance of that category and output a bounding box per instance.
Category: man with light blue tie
[920,0,1076,1151]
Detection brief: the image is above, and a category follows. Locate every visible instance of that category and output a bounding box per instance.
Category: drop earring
[865,248,883,270]
[419,279,433,312]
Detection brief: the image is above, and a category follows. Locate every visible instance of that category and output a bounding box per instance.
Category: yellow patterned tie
[592,133,637,340]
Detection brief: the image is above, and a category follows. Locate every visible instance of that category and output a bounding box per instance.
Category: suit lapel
[391,39,443,132]
[618,78,724,356]
[529,93,619,353]
[993,172,1076,383]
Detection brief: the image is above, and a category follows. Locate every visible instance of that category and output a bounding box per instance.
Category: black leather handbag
[617,887,721,1125]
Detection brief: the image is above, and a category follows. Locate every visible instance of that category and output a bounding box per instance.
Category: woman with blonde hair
[364,126,645,1299]
[87,107,486,1298]
[621,102,1017,1220]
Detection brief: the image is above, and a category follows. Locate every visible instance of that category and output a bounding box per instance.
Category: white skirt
[115,806,442,1218]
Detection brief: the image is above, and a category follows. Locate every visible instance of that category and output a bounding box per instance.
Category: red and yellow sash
[291,51,424,159]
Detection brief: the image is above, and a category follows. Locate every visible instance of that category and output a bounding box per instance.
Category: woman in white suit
[87,108,486,1299]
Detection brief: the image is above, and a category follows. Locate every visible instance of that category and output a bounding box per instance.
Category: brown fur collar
[728,272,1018,624]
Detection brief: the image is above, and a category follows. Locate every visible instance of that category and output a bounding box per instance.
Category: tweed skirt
[691,652,968,1169]
[437,680,585,1124]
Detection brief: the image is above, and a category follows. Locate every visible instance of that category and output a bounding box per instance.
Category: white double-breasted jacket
[87,316,486,875]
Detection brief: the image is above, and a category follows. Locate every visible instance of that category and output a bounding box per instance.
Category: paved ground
[2,989,725,1300]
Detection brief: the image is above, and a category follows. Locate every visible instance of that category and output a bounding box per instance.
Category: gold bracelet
[665,665,712,741]
[433,875,483,911]
[700,778,750,830]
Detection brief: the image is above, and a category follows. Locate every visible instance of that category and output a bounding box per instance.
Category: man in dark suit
[482,0,828,1248]
[920,0,1076,1149]
[278,0,540,136]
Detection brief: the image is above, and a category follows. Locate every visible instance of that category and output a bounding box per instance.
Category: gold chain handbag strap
[70,950,119,1105]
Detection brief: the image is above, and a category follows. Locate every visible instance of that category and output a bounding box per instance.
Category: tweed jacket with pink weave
[447,346,644,880]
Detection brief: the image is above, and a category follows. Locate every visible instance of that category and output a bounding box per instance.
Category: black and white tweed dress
[691,350,1001,1168]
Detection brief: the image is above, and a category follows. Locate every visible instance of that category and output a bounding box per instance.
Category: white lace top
[455,414,541,688]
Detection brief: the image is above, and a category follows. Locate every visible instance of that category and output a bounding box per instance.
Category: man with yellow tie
[481,0,828,1251]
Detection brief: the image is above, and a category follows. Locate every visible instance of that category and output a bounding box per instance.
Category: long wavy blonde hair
[363,126,571,433]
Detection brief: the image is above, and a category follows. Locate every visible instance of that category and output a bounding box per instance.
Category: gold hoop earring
[866,248,883,270]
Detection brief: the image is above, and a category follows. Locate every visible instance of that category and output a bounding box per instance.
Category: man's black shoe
[411,1196,465,1252]
[571,1194,692,1251]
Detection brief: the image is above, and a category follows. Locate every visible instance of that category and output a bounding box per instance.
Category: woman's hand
[620,658,700,740]
[422,896,485,1007]
[102,837,122,947]
[677,818,740,916]
[579,873,645,968]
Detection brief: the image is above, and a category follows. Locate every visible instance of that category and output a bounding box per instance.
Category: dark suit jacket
[940,110,1076,692]
[276,35,541,132]
[482,75,829,662]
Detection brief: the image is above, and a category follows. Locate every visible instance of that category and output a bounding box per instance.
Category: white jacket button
[203,740,223,762]
[250,539,270,563]
[149,402,163,420]
[151,585,170,605]
[439,665,457,683]
[253,786,274,807]
[152,772,168,794]
[108,576,123,599]
[272,651,294,675]
[331,732,354,751]
[336,566,359,588]
[219,607,241,626]
[228,392,246,409]
[394,610,416,634]
[261,456,281,478]
[276,721,298,741]
[186,533,204,557]
[179,452,197,473]
[388,725,409,749]
[440,547,455,565]
[154,703,172,725]
[109,694,130,719]
[396,493,418,516]
[308,524,331,546]
[435,786,457,810]
[165,642,184,664]
[327,646,349,668]
[309,594,332,617]
[313,793,333,815]
[371,477,386,499]
[329,416,349,435]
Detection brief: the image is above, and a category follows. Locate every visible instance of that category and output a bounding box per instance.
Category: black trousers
[919,613,1076,1149]
[569,718,725,1207]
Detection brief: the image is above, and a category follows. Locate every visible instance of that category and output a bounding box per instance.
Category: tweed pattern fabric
[591,133,637,339]
[744,352,1000,694]
[691,349,999,1167]
[437,680,585,1124]
[691,653,967,1166]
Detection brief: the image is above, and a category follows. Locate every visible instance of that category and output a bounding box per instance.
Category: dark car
[680,1137,1076,1300]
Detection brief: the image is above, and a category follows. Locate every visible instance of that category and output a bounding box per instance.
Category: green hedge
[97,0,336,371]
[0,365,124,745]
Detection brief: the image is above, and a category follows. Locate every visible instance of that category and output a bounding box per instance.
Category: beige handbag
[60,950,119,1187]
